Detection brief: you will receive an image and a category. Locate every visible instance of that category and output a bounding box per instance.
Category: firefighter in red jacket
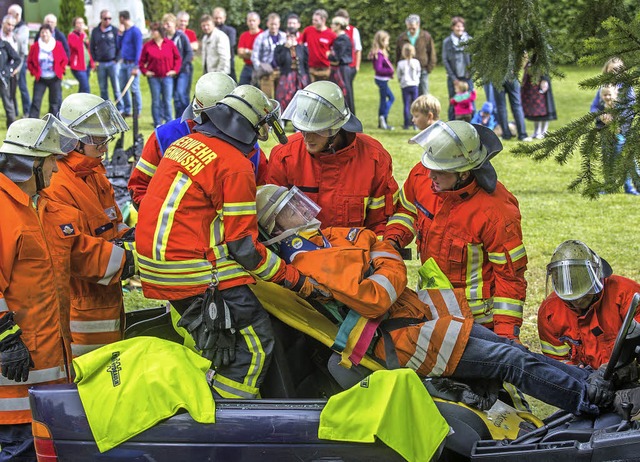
[266,81,398,236]
[43,93,132,357]
[0,116,135,459]
[539,240,640,369]
[136,85,324,399]
[254,185,619,418]
[384,121,527,340]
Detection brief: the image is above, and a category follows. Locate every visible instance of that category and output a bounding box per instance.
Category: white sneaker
[520,136,534,142]
[534,133,545,140]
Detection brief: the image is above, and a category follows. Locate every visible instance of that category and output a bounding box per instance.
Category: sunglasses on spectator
[102,17,112,20]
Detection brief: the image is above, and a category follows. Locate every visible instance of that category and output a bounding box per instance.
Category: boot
[378,116,394,130]
[614,386,640,420]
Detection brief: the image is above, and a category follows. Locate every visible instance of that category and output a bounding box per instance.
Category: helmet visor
[7,114,79,155]
[282,89,349,137]
[546,259,604,301]
[67,100,129,144]
[266,186,321,238]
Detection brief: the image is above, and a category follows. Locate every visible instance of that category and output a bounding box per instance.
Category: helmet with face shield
[58,93,129,146]
[546,240,613,302]
[181,72,237,123]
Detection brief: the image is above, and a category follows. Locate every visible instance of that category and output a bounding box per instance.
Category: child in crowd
[450,80,476,122]
[369,30,395,130]
[397,43,421,130]
[471,101,498,130]
[411,94,441,131]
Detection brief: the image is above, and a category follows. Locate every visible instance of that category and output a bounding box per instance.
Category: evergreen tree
[59,0,85,34]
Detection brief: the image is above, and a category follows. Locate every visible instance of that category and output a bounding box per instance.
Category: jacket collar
[0,171,31,207]
[63,151,106,177]
[434,177,481,201]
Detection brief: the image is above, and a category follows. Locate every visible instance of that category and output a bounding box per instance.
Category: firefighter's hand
[211,330,236,369]
[1,337,34,383]
[587,366,615,407]
[297,276,333,301]
[177,296,219,355]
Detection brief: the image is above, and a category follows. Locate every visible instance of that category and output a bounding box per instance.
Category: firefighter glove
[0,313,34,383]
[587,365,616,407]
[295,275,333,300]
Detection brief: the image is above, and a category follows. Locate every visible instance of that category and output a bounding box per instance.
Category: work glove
[0,313,34,383]
[111,238,138,280]
[120,226,136,241]
[202,288,236,369]
[587,365,616,407]
[297,275,333,301]
[611,361,640,387]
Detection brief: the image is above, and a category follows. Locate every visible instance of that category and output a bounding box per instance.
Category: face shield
[66,100,129,145]
[546,259,605,302]
[260,186,321,246]
[3,114,79,155]
[282,89,349,137]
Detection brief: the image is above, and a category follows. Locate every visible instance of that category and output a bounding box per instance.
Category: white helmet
[0,115,79,157]
[182,72,237,123]
[409,121,502,172]
[59,93,128,145]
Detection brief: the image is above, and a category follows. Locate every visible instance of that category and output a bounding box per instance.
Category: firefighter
[384,121,527,340]
[0,116,135,459]
[41,93,132,357]
[135,85,325,399]
[128,72,267,209]
[539,240,640,369]
[265,80,399,236]
[254,185,630,418]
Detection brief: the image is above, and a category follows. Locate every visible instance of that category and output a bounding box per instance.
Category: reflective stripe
[222,202,256,216]
[418,290,439,319]
[367,274,398,304]
[117,223,129,232]
[493,297,524,319]
[153,172,191,260]
[465,243,483,302]
[0,324,20,342]
[407,320,462,377]
[387,213,416,235]
[240,325,266,389]
[71,343,106,356]
[213,374,258,399]
[508,243,527,262]
[98,245,125,285]
[367,195,385,210]
[0,397,30,411]
[135,157,157,177]
[140,272,214,286]
[0,366,66,386]
[252,249,282,281]
[417,289,463,319]
[474,313,493,325]
[0,298,9,313]
[398,188,417,214]
[211,215,224,247]
[487,252,507,264]
[370,251,402,262]
[540,340,571,357]
[70,319,121,333]
[138,255,212,272]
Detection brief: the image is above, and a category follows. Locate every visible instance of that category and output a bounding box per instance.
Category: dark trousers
[343,65,356,115]
[0,76,17,127]
[0,423,35,462]
[239,64,254,86]
[402,85,418,128]
[29,77,62,118]
[72,69,91,93]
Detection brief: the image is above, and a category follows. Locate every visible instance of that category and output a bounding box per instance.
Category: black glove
[120,248,138,280]
[0,313,34,383]
[177,296,218,356]
[202,288,236,368]
[587,365,616,407]
[120,227,136,242]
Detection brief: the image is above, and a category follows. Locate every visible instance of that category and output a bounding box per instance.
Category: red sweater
[139,38,181,77]
[68,30,94,71]
[300,26,335,68]
[27,40,68,80]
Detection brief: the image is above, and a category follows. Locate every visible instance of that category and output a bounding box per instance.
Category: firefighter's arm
[128,131,162,208]
[537,302,573,363]
[384,181,418,249]
[364,157,399,236]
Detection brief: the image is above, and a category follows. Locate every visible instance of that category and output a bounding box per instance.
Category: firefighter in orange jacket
[384,121,527,340]
[0,116,135,459]
[136,85,324,399]
[266,81,399,236]
[254,185,610,417]
[41,93,132,357]
[539,240,640,369]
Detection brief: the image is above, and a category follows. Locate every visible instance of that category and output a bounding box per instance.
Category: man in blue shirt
[90,9,123,112]
[117,10,143,117]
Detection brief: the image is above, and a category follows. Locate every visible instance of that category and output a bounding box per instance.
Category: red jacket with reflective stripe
[384,164,527,337]
[0,174,125,423]
[42,152,128,356]
[538,275,640,369]
[266,132,398,236]
[136,132,297,300]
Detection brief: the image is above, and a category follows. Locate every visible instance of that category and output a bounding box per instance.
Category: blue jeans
[374,78,394,119]
[239,64,253,86]
[0,423,35,461]
[119,62,142,116]
[447,77,475,121]
[492,79,528,139]
[17,61,30,115]
[173,65,192,120]
[148,76,174,127]
[452,324,597,416]
[97,61,123,111]
[419,69,430,96]
[72,69,90,93]
[402,86,418,128]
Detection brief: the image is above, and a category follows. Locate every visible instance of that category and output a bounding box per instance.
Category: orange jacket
[0,174,126,424]
[384,164,527,339]
[128,119,269,208]
[291,227,474,377]
[42,152,129,356]
[136,132,299,301]
[266,132,399,236]
[538,275,640,369]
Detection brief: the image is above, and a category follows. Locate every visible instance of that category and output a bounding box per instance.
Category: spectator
[139,22,181,128]
[27,24,67,117]
[68,17,93,93]
[274,21,309,112]
[43,14,70,58]
[397,43,421,130]
[0,14,20,127]
[327,16,352,105]
[450,80,476,122]
[395,14,436,96]
[521,53,557,139]
[237,12,262,85]
[489,76,532,141]
[251,13,285,99]
[471,101,499,133]
[176,11,198,52]
[212,7,237,81]
[335,9,361,114]
[442,16,473,120]
[369,30,395,130]
[118,10,143,117]
[7,4,28,117]
[411,94,441,131]
[285,13,302,42]
[300,9,335,82]
[200,14,230,75]
[163,13,193,118]
[90,9,123,111]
